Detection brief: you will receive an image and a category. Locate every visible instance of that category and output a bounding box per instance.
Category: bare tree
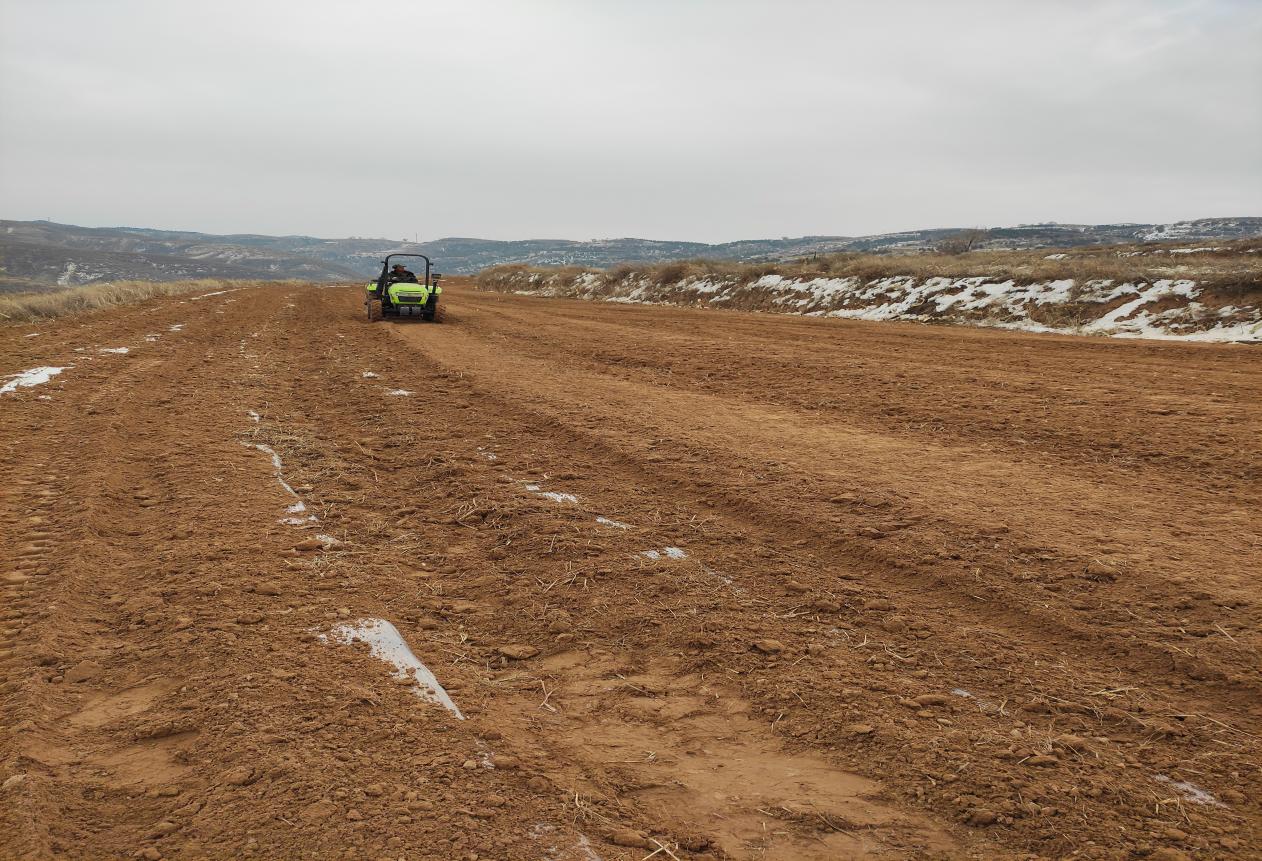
[936,229,989,255]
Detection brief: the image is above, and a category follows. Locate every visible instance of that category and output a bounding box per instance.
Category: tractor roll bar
[381,253,433,287]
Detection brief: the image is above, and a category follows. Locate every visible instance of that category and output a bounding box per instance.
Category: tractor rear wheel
[366,299,383,322]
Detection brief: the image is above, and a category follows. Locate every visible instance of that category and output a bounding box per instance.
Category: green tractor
[365,253,442,321]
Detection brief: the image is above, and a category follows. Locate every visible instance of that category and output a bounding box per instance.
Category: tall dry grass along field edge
[0,280,305,324]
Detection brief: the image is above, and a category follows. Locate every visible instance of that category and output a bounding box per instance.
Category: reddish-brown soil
[2,281,1259,861]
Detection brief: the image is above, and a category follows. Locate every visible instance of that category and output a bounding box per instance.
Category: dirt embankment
[476,247,1262,342]
[2,280,1260,860]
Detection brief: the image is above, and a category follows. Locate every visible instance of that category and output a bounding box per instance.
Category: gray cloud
[1,0,1258,242]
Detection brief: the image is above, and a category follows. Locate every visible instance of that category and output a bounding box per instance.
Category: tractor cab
[366,253,442,321]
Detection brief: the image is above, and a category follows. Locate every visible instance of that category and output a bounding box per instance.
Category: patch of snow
[688,278,726,295]
[1091,280,1197,326]
[99,347,130,354]
[1154,774,1223,806]
[574,272,603,291]
[246,439,323,524]
[247,410,260,423]
[1112,316,1262,343]
[642,546,687,560]
[249,441,285,474]
[168,324,185,332]
[761,274,861,308]
[361,371,380,379]
[386,389,413,396]
[523,482,578,504]
[324,619,464,719]
[1043,253,1068,260]
[1080,280,1210,338]
[574,835,603,861]
[701,564,735,587]
[530,825,604,861]
[596,516,631,529]
[276,474,299,496]
[2,366,71,394]
[506,269,1260,342]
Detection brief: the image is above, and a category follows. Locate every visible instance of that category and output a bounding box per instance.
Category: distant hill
[3,217,1260,290]
[0,221,374,291]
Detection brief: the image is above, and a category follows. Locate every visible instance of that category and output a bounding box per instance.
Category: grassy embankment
[479,238,1262,294]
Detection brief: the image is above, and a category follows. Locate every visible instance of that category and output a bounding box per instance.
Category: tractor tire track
[0,281,1257,860]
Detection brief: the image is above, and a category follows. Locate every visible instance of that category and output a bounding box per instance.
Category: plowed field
[2,280,1259,861]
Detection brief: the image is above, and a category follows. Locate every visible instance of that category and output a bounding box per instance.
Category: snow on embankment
[479,268,1262,343]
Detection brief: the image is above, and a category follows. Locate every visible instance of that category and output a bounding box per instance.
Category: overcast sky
[1,0,1258,243]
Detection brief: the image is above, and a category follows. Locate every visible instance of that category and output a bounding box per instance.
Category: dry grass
[0,279,265,324]
[479,237,1262,292]
[793,240,1262,286]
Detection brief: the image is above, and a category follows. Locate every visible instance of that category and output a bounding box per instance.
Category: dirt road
[2,281,1259,860]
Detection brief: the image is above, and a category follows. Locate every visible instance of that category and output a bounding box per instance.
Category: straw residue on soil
[1,280,1259,860]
